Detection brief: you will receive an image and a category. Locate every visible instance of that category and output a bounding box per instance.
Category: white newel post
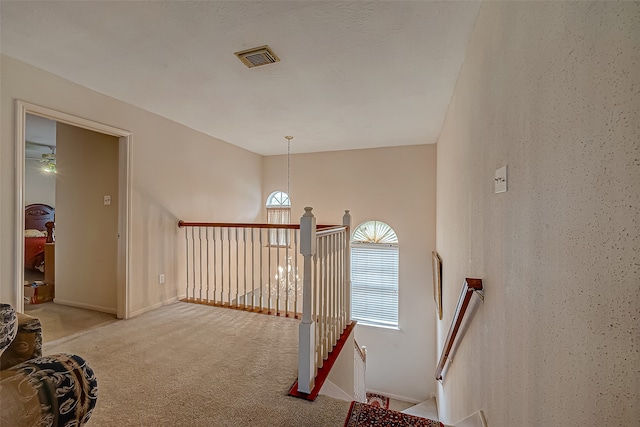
[298,207,317,394]
[343,210,352,324]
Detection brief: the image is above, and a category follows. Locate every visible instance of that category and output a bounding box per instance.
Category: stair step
[401,397,439,421]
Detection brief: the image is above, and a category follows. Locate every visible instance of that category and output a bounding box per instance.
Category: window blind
[267,207,291,246]
[351,243,399,328]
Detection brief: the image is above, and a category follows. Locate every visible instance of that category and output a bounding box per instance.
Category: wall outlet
[159,274,166,284]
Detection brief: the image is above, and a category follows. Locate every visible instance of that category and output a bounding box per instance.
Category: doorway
[15,101,132,319]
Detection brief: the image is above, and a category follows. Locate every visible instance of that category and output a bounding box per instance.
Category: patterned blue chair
[0,303,98,426]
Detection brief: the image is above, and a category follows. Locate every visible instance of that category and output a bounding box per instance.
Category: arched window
[351,220,399,328]
[266,191,291,246]
[266,191,290,208]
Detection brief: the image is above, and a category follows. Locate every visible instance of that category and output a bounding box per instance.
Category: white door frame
[15,100,132,319]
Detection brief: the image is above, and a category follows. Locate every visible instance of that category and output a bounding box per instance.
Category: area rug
[366,392,390,409]
[344,401,443,427]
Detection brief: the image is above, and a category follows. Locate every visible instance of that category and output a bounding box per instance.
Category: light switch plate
[103,195,112,205]
[495,166,507,193]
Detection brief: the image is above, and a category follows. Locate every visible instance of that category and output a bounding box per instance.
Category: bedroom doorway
[15,101,132,319]
[23,115,56,293]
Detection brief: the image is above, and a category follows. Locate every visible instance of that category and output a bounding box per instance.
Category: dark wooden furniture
[25,203,54,231]
[24,204,55,284]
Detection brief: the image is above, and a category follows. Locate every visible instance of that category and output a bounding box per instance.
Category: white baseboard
[53,299,117,315]
[129,296,180,318]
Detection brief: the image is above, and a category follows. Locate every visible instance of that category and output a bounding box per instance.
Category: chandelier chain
[285,136,293,198]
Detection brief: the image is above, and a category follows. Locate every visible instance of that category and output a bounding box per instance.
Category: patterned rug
[344,402,443,427]
[366,392,390,409]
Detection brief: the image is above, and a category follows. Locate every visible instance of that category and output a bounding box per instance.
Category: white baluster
[236,228,240,308]
[285,230,290,317]
[198,227,203,301]
[294,230,299,317]
[191,227,196,301]
[259,229,264,311]
[212,228,217,304]
[251,228,255,310]
[220,228,225,305]
[276,232,281,316]
[343,210,352,323]
[298,207,316,394]
[243,228,247,308]
[185,227,189,300]
[227,228,232,305]
[205,228,210,302]
[268,228,272,314]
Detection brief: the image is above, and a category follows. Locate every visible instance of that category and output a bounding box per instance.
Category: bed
[24,203,54,272]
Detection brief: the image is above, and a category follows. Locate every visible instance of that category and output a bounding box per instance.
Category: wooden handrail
[178,220,300,229]
[315,225,348,237]
[178,220,341,230]
[354,339,366,363]
[435,278,483,381]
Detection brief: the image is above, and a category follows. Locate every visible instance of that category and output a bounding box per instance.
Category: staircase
[178,208,361,401]
[400,398,439,420]
[342,395,488,427]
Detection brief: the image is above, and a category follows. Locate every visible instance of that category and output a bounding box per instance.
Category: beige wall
[435,2,639,425]
[55,124,119,312]
[0,55,263,315]
[263,144,437,402]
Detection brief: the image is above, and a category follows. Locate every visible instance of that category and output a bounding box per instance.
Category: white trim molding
[15,100,133,318]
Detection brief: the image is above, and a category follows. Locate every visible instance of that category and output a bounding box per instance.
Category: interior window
[266,191,291,246]
[351,220,399,328]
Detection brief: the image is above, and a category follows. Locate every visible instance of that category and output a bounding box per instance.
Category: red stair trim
[288,321,357,401]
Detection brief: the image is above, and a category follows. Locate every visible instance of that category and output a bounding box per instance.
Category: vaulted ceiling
[1,1,480,155]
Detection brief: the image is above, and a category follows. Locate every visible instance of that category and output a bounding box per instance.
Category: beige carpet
[45,302,351,426]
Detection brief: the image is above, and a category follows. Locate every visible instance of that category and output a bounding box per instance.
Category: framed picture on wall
[432,251,443,320]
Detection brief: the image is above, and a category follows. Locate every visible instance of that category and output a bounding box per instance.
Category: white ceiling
[25,114,56,147]
[25,114,56,162]
[1,1,481,156]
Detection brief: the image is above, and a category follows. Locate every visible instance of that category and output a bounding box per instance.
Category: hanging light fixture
[271,135,300,307]
[285,135,293,199]
[42,160,56,174]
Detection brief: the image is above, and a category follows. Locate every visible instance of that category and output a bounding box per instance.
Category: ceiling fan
[25,143,56,173]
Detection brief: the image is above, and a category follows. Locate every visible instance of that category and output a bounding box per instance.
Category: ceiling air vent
[234,45,280,68]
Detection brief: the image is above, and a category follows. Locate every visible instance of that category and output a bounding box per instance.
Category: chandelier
[274,255,301,299]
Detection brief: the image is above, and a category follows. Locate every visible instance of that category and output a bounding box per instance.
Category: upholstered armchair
[0,303,98,426]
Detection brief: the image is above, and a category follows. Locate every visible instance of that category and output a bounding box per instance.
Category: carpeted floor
[45,301,351,426]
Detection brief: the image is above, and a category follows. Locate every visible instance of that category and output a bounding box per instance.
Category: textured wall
[436,2,639,425]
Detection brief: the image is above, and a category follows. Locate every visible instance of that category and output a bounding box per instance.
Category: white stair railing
[298,207,352,394]
[178,221,303,317]
[354,341,367,403]
[178,208,353,397]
